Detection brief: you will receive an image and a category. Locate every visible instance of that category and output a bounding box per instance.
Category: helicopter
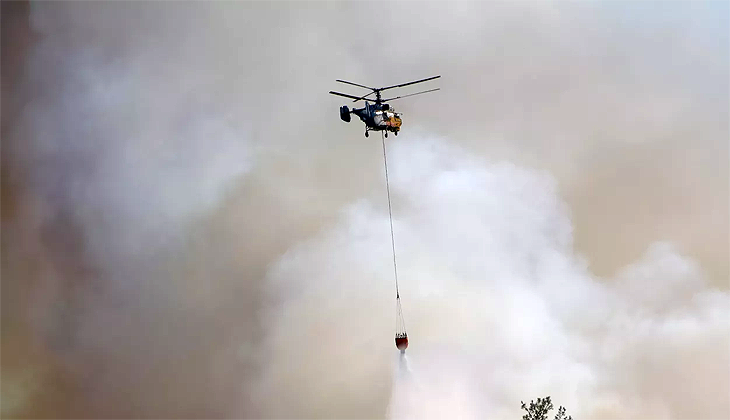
[329,75,440,138]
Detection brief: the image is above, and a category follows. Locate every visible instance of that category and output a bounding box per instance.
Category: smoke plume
[2,1,727,419]
[257,136,729,418]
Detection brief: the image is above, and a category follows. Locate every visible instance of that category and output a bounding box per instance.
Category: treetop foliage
[520,396,573,420]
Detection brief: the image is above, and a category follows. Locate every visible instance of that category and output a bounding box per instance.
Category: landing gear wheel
[385,132,388,138]
[394,131,398,136]
[365,131,369,138]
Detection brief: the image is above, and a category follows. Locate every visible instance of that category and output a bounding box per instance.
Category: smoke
[2,1,728,419]
[255,136,729,419]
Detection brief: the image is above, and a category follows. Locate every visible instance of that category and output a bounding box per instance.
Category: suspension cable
[381,131,400,299]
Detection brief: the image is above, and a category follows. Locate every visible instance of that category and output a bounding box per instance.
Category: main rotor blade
[336,79,375,90]
[329,91,366,101]
[352,91,376,103]
[381,88,440,102]
[329,91,378,102]
[379,75,440,92]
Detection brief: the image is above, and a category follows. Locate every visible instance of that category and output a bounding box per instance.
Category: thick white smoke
[256,134,729,419]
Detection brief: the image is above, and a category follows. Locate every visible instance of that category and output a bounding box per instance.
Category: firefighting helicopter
[329,75,440,138]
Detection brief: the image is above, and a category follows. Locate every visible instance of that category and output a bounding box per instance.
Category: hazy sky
[2,1,728,419]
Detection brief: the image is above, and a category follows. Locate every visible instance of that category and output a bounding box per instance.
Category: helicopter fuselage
[330,75,439,137]
[345,102,402,135]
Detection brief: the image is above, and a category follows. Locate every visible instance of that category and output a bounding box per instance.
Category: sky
[2,1,728,419]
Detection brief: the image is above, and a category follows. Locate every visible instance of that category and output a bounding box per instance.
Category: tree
[520,396,572,420]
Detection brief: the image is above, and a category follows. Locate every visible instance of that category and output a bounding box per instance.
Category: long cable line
[381,131,400,300]
[381,131,408,353]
